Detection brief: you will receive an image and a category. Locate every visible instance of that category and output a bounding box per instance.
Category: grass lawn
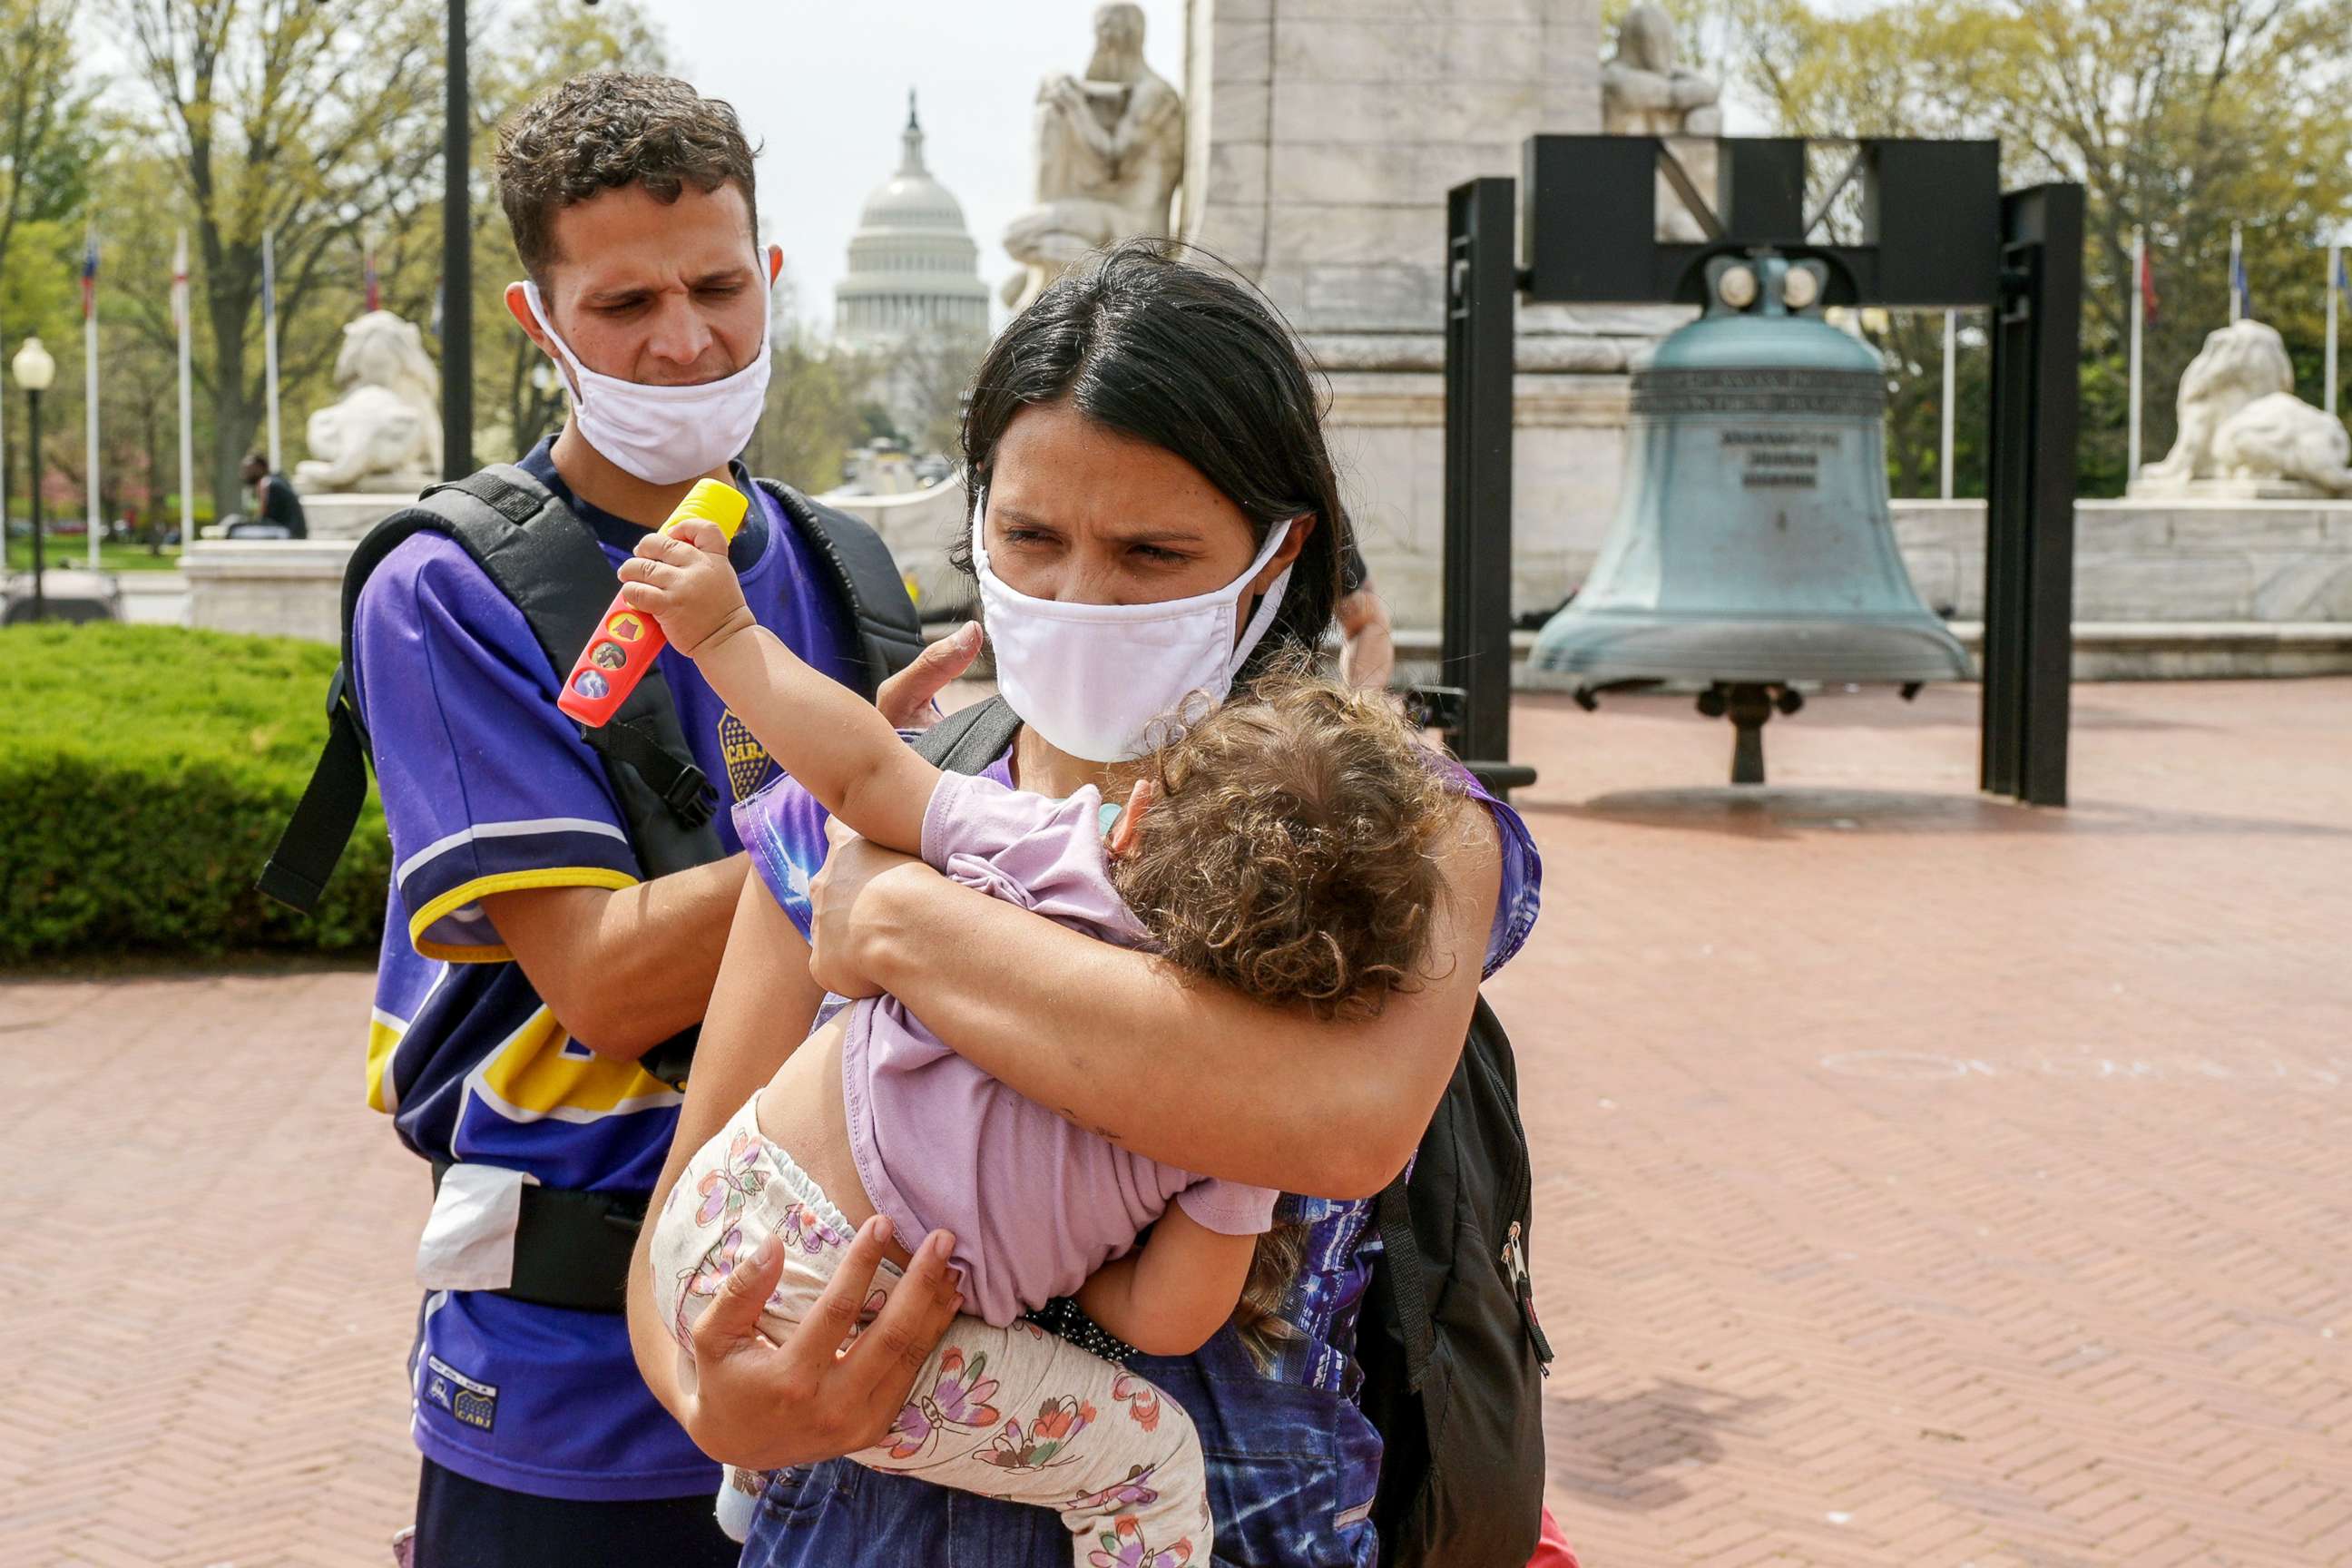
[5,537,184,573]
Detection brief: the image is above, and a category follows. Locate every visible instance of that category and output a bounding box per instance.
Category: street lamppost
[442,0,473,481]
[10,337,56,623]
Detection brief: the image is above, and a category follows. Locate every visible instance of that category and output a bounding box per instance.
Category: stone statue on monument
[2136,318,2352,497]
[1602,3,1721,243]
[295,309,442,496]
[1001,2,1183,312]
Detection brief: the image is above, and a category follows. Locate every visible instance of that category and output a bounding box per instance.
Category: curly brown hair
[1110,662,1456,1366]
[495,73,759,298]
[1112,664,1455,1022]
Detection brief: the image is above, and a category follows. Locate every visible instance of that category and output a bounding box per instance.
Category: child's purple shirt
[840,769,1278,1328]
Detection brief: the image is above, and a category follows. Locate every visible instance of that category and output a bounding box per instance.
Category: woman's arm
[623,874,964,1467]
[808,799,1503,1200]
[1076,1206,1255,1357]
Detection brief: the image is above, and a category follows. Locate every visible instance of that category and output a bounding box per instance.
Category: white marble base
[1397,621,2352,684]
[299,492,426,542]
[2125,476,2338,501]
[1323,361,1633,626]
[181,539,358,643]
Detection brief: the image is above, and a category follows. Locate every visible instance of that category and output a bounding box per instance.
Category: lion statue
[296,309,443,494]
[2138,318,2352,495]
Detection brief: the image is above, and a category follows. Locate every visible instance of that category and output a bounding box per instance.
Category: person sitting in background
[238,453,308,540]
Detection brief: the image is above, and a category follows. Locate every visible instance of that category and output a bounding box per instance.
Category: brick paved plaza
[4,679,2347,1568]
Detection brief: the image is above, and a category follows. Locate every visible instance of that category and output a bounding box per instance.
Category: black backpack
[258,463,926,1071]
[912,697,1554,1568]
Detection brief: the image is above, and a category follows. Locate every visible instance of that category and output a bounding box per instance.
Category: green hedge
[0,624,389,964]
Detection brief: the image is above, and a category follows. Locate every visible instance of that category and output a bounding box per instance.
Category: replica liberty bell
[1532,252,1970,783]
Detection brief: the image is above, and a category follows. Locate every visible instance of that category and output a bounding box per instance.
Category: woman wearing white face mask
[622,241,1552,1567]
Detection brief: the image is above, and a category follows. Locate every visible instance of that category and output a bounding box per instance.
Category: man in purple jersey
[353,74,963,1567]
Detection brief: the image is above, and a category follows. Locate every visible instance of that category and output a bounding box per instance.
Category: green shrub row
[0,624,389,964]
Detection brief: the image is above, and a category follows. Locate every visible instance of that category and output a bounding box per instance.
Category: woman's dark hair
[956,240,1348,673]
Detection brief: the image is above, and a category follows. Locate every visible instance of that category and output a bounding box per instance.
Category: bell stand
[1429,137,2082,807]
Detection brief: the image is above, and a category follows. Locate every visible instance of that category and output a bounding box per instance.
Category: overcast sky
[651,0,1186,333]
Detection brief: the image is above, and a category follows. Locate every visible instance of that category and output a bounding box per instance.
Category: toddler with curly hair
[625,515,1453,1563]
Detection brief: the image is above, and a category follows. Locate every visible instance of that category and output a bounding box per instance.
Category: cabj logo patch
[718,709,772,801]
[424,1354,498,1432]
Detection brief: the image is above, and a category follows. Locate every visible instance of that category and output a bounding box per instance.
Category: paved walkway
[4,679,2347,1567]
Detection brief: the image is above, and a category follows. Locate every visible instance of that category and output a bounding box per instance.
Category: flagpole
[2230,224,2243,323]
[85,230,101,570]
[263,230,283,471]
[1940,309,1956,501]
[2128,228,2145,483]
[2328,240,2339,419]
[174,230,194,541]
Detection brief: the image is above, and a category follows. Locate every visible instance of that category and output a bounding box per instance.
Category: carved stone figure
[1001,3,1183,312]
[296,309,442,495]
[2138,319,2352,496]
[1602,3,1721,244]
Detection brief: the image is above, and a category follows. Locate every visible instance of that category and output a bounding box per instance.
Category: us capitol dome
[835,92,990,349]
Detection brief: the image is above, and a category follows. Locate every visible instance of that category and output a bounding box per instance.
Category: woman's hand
[807,816,942,1000]
[675,1216,964,1471]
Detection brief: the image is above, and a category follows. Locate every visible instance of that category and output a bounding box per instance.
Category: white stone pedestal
[182,539,357,644]
[1181,0,1681,625]
[300,491,426,542]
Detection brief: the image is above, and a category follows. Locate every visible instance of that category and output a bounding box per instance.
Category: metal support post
[1438,177,1535,797]
[1980,183,2082,807]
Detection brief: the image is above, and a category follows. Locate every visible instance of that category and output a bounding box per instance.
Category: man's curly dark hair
[495,72,759,300]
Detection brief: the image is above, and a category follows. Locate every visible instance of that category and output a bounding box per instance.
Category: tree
[886,323,988,460]
[1722,0,2352,496]
[0,0,87,299]
[750,337,871,495]
[463,0,671,459]
[107,0,444,511]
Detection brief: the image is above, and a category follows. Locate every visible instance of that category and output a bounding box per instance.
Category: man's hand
[875,621,981,730]
[619,521,754,658]
[678,1216,963,1471]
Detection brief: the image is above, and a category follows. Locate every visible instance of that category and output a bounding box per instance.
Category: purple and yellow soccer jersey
[350,439,862,1499]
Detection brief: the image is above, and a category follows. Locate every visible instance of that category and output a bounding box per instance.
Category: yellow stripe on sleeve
[407,867,641,965]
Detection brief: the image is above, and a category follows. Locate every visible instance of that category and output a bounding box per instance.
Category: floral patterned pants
[650,1094,1212,1568]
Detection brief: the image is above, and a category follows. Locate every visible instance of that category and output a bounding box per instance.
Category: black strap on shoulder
[755,478,926,699]
[257,466,722,912]
[1377,1173,1436,1392]
[911,694,1022,775]
[257,665,369,911]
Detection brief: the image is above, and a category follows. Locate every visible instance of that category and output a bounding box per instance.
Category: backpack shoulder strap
[259,466,723,913]
[755,478,926,700]
[912,695,1021,776]
[1376,1172,1437,1392]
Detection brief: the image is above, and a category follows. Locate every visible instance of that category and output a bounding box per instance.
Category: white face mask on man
[972,491,1297,763]
[524,281,771,485]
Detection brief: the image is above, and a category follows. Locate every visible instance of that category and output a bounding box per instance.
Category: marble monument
[2134,319,2352,498]
[1003,3,1185,312]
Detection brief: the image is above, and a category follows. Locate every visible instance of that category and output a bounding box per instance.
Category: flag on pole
[2337,248,2349,305]
[2230,225,2249,321]
[262,230,283,472]
[84,230,102,565]
[174,228,194,537]
[2138,243,2159,324]
[364,240,381,313]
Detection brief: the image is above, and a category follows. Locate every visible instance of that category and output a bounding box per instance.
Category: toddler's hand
[618,521,753,658]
